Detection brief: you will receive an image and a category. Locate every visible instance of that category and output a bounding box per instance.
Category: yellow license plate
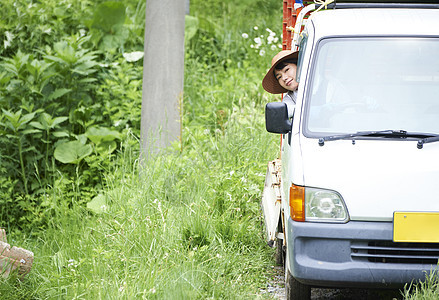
[393,212,439,243]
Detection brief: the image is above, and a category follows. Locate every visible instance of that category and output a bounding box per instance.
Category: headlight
[305,188,349,222]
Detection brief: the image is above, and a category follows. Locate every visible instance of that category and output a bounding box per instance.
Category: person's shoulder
[284,91,297,100]
[284,91,293,99]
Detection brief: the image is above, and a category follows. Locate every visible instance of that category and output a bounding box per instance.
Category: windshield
[305,37,439,136]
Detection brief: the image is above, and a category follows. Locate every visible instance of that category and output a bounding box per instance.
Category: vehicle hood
[300,137,439,221]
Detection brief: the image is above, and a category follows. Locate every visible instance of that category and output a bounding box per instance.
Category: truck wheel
[286,269,311,300]
[274,237,284,266]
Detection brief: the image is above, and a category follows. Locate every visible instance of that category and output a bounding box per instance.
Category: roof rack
[329,0,439,3]
[320,2,439,9]
[283,0,439,51]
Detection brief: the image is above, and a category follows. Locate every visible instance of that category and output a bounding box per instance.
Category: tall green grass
[401,269,439,300]
[0,0,287,297]
[0,107,279,298]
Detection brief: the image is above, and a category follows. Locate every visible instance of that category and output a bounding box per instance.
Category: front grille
[351,240,439,264]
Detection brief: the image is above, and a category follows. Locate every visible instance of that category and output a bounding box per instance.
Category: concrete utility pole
[140,0,185,159]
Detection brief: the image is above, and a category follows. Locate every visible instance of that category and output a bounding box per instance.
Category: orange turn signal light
[290,184,305,222]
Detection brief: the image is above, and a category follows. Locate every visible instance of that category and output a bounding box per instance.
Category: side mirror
[265,102,292,134]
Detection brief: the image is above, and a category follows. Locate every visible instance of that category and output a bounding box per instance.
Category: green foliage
[0,0,145,230]
[0,0,287,298]
[0,109,278,297]
[85,2,128,52]
[402,268,439,299]
[0,0,91,57]
[54,140,93,164]
[1,0,279,232]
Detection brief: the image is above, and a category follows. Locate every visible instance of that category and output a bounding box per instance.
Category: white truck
[261,1,439,299]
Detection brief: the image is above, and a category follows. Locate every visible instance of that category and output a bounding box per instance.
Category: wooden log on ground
[0,229,34,278]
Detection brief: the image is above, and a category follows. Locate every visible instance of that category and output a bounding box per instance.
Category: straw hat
[262,50,299,94]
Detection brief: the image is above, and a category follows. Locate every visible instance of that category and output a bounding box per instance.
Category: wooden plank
[0,230,34,278]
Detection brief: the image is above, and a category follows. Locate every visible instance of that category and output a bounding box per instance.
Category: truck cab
[261,2,439,299]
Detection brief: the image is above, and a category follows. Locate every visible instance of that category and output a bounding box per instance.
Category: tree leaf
[20,112,36,122]
[90,2,126,33]
[85,126,121,144]
[51,116,69,127]
[48,89,72,100]
[86,194,107,214]
[30,121,45,130]
[22,129,40,135]
[96,140,117,155]
[52,131,70,138]
[54,140,92,164]
[185,15,199,45]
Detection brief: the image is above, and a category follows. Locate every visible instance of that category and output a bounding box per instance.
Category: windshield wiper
[318,130,418,146]
[417,136,439,149]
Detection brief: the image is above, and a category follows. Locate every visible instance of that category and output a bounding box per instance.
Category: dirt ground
[261,266,403,300]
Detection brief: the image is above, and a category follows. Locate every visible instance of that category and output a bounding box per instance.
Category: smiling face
[274,63,299,92]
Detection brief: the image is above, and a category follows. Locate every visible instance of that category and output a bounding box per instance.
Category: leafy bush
[0,0,283,231]
[0,0,145,230]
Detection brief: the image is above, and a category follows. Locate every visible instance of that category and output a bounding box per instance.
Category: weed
[402,267,439,300]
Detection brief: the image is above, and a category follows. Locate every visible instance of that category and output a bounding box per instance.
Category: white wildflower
[267,35,275,44]
[67,259,78,268]
[119,281,127,292]
[253,37,262,49]
[259,49,266,56]
[254,26,259,30]
[241,33,249,39]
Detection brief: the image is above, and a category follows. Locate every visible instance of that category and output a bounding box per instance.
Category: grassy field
[0,127,279,298]
[0,0,285,298]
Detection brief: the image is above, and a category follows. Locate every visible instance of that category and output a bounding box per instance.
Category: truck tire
[275,237,284,266]
[286,268,311,300]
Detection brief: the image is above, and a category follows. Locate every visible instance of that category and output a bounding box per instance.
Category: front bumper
[287,218,439,288]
